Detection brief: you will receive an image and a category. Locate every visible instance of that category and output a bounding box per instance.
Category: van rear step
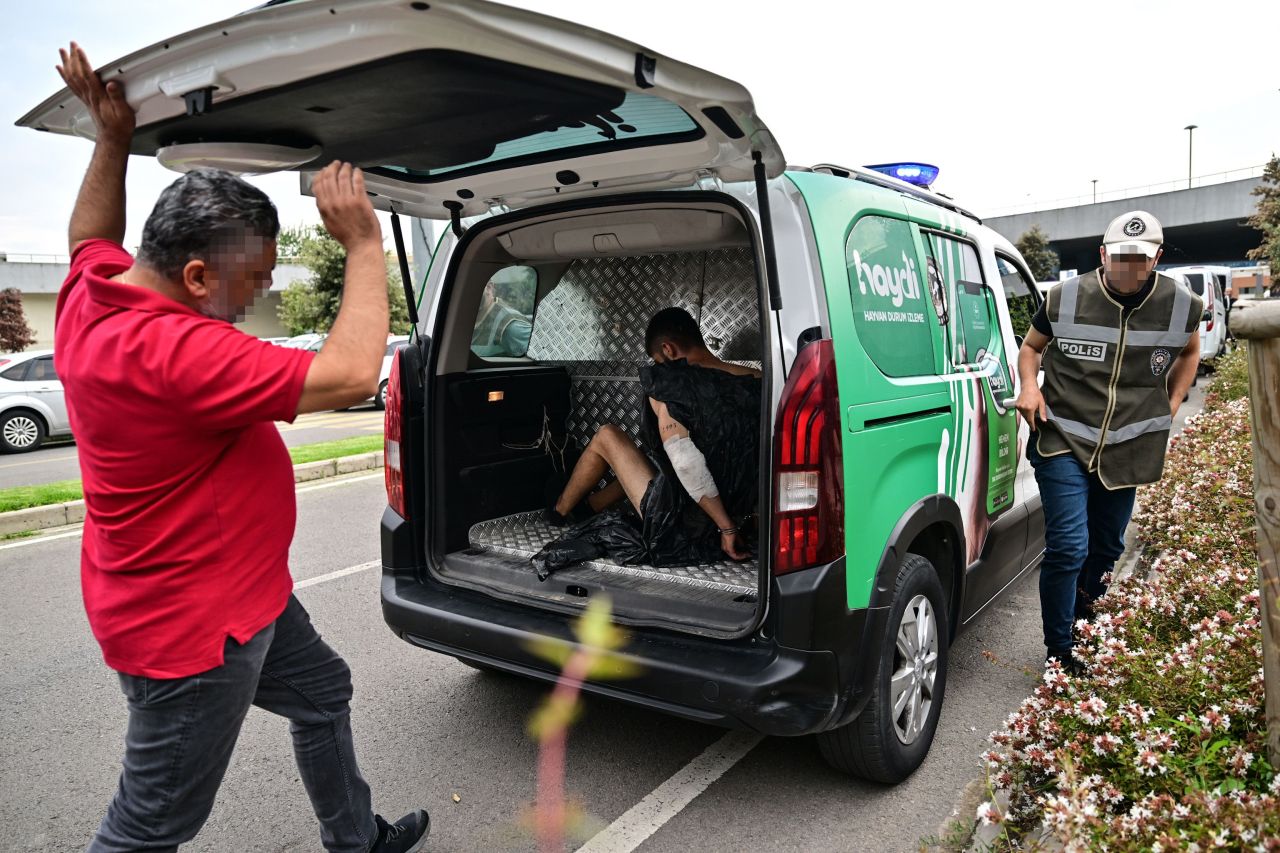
[435,510,760,638]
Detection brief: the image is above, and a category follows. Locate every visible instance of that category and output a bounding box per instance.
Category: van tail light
[384,349,408,519]
[772,339,844,575]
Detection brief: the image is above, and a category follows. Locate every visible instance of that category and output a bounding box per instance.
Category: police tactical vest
[1037,268,1202,488]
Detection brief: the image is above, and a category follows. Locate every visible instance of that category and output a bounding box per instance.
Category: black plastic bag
[532,359,760,578]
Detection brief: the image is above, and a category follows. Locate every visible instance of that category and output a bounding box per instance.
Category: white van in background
[1165,265,1228,365]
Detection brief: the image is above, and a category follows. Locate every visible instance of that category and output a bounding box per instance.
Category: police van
[19,0,1047,782]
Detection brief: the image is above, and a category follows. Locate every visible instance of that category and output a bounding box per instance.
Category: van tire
[374,380,388,411]
[816,553,949,783]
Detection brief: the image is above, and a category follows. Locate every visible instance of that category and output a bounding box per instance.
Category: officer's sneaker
[370,810,430,853]
[1045,649,1085,677]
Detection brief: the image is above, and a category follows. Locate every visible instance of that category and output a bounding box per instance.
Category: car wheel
[816,553,949,783]
[0,410,46,453]
[374,380,388,411]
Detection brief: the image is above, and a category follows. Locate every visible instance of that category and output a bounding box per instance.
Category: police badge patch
[1150,348,1172,376]
[1124,217,1146,237]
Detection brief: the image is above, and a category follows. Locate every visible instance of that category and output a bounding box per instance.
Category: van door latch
[182,87,216,117]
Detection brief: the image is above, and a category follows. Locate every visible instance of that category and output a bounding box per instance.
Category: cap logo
[1123,217,1147,237]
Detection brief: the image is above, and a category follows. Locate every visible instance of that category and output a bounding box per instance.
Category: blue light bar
[866,162,940,188]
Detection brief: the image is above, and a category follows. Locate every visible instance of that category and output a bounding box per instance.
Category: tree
[0,289,36,353]
[1015,225,1059,283]
[275,224,413,336]
[1247,154,1280,276]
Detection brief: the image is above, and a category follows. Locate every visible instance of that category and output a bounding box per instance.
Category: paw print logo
[1123,218,1146,237]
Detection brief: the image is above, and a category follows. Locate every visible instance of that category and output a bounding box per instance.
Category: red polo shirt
[55,239,315,678]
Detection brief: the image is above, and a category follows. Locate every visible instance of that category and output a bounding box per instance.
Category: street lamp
[1092,179,1098,203]
[1184,124,1198,189]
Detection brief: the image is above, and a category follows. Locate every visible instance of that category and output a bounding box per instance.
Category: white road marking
[0,473,383,552]
[293,560,379,589]
[575,730,763,853]
[0,450,79,471]
[0,527,84,551]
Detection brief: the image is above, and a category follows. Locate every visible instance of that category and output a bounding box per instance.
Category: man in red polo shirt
[54,44,429,853]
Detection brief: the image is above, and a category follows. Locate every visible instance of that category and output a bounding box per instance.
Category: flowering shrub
[981,358,1280,851]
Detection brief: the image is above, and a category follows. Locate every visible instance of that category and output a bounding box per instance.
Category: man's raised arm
[57,42,136,253]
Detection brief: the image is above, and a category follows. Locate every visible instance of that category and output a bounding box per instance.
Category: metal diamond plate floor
[467,510,757,595]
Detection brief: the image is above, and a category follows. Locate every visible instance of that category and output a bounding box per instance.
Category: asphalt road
[0,381,1208,853]
[0,407,385,489]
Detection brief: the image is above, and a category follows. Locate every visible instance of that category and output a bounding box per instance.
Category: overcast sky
[1,0,1276,256]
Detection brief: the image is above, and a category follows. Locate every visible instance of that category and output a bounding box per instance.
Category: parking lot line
[0,449,79,470]
[575,730,762,852]
[294,560,379,590]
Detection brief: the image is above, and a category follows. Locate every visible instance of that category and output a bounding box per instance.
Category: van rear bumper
[381,515,889,737]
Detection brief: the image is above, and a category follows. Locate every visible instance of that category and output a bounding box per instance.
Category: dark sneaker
[370,810,430,853]
[1045,649,1085,677]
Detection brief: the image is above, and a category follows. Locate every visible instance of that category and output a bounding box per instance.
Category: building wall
[2,258,300,350]
[1232,268,1273,297]
[20,293,58,349]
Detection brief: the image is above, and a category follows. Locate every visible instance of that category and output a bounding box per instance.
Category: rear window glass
[381,93,700,180]
[0,362,29,381]
[472,266,537,359]
[1183,273,1205,295]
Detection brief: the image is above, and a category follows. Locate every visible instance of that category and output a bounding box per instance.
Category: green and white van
[19,0,1046,782]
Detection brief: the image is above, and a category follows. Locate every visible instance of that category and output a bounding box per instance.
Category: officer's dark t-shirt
[1031,269,1156,339]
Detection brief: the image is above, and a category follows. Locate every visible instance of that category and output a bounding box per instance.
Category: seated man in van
[539,307,761,570]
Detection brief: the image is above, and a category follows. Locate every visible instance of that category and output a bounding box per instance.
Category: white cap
[1103,210,1163,258]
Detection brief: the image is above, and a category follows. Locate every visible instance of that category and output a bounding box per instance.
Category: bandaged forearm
[663,436,719,502]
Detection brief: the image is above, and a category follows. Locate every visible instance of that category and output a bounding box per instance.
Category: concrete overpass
[985,175,1265,274]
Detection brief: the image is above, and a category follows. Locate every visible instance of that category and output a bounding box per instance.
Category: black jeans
[88,596,377,852]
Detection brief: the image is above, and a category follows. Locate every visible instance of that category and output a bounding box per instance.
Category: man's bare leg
[555,425,654,516]
[587,480,626,513]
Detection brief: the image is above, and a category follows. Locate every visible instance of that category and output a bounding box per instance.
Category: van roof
[792,163,982,225]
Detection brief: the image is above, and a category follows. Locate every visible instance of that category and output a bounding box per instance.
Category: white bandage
[663,436,719,503]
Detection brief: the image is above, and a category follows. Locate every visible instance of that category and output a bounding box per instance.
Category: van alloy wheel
[815,553,948,783]
[891,594,938,745]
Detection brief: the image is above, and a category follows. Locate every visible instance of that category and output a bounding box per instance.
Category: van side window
[925,234,989,365]
[471,266,537,358]
[844,216,936,377]
[994,254,1038,337]
[28,357,59,382]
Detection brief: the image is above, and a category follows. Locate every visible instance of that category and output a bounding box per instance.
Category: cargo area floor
[435,510,759,637]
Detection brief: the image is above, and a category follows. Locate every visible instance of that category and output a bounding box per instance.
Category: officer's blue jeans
[1028,442,1137,655]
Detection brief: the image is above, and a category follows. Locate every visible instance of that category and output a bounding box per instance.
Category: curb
[0,451,384,537]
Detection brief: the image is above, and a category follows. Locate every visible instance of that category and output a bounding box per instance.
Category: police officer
[471,267,533,357]
[1014,211,1202,673]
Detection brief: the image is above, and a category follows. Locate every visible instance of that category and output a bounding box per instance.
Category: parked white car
[375,336,411,410]
[1165,265,1229,364]
[0,350,71,452]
